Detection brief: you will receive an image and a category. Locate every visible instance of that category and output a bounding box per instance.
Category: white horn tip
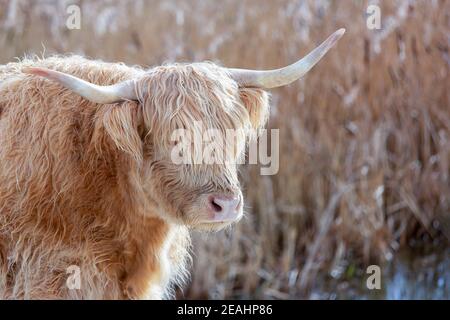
[326,28,346,48]
[332,28,346,42]
[337,28,346,36]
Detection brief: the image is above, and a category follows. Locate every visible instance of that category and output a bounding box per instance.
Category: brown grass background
[0,0,449,298]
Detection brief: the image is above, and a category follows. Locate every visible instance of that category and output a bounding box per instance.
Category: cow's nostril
[210,198,223,213]
[208,195,241,214]
[207,194,242,222]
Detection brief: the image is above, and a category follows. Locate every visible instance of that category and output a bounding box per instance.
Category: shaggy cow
[0,29,344,299]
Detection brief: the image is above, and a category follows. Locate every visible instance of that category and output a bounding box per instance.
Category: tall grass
[1,0,449,298]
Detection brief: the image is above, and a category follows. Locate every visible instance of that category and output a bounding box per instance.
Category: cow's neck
[79,121,190,299]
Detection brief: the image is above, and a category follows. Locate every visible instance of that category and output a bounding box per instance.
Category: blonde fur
[0,55,269,299]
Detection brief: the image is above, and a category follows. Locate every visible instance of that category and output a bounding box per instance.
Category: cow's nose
[208,194,241,222]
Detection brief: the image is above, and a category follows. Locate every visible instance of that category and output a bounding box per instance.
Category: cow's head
[23,29,344,231]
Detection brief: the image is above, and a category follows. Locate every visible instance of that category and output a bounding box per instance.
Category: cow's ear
[239,88,270,131]
[102,102,143,164]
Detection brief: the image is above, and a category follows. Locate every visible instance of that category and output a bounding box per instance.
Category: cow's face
[138,63,269,230]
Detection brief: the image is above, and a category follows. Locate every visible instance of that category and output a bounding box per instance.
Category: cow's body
[0,56,190,299]
[0,30,343,300]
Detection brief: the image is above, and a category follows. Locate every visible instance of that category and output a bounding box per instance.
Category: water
[310,246,449,300]
[384,248,449,300]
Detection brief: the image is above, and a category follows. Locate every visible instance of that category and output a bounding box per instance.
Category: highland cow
[0,29,344,299]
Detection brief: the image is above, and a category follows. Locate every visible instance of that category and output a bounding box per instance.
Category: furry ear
[102,102,143,164]
[239,88,270,131]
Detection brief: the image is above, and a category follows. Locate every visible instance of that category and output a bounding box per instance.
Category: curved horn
[22,67,138,104]
[228,28,345,88]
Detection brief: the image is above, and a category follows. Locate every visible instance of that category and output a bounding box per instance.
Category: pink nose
[208,194,241,222]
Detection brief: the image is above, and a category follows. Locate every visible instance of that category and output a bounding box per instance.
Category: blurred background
[0,0,449,299]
